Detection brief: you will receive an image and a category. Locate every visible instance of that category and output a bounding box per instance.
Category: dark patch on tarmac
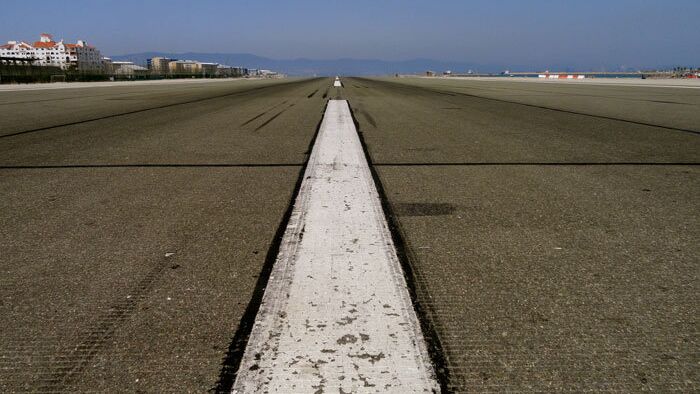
[393,203,457,217]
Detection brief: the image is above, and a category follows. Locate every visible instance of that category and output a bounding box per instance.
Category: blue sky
[1,0,698,68]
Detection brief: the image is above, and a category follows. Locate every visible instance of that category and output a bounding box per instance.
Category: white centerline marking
[334,78,343,87]
[232,100,438,393]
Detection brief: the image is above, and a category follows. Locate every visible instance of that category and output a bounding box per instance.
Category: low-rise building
[168,60,200,75]
[148,56,174,75]
[101,57,114,74]
[199,62,218,76]
[168,60,221,76]
[112,61,148,77]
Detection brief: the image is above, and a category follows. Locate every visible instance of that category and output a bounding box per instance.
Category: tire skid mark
[240,100,288,126]
[254,103,295,132]
[352,105,377,128]
[354,77,700,135]
[439,82,698,106]
[38,259,171,391]
[0,91,147,106]
[307,89,319,98]
[0,79,321,140]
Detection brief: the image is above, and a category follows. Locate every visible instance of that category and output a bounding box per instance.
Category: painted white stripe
[232,100,438,393]
[334,80,343,87]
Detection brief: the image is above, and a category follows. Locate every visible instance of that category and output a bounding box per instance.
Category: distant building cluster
[1,33,281,80]
[145,57,280,78]
[671,67,700,79]
[146,57,242,78]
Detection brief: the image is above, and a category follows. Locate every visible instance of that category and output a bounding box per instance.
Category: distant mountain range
[109,52,512,76]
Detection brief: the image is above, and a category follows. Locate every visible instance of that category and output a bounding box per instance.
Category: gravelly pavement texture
[1,76,698,393]
[342,77,699,392]
[0,78,328,392]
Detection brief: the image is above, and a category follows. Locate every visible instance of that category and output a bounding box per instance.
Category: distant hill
[109,52,506,76]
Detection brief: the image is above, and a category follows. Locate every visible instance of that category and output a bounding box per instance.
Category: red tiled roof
[0,44,11,49]
[33,41,57,48]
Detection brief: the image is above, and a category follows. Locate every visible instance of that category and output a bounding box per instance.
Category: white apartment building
[0,33,103,73]
[0,40,36,64]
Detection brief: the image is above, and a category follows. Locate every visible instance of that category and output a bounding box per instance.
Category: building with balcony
[0,33,103,73]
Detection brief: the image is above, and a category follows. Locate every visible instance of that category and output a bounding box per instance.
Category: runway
[0,76,697,392]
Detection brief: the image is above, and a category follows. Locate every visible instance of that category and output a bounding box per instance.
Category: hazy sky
[1,0,698,68]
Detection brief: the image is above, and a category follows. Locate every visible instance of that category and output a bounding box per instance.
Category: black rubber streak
[254,104,295,132]
[0,79,319,140]
[372,162,700,166]
[0,163,305,170]
[240,100,288,126]
[355,77,700,136]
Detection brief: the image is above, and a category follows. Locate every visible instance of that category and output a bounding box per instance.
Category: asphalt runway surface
[1,77,698,392]
[0,78,329,392]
